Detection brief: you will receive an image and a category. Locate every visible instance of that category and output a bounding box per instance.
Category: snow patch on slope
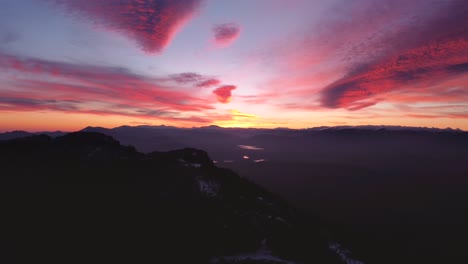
[211,239,296,264]
[329,242,364,264]
[190,163,202,168]
[178,158,203,168]
[198,179,219,197]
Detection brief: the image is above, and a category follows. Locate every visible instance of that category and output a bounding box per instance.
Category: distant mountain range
[3,125,465,159]
[0,131,355,264]
[0,130,67,141]
[1,124,464,142]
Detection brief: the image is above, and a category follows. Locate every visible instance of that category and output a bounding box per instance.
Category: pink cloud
[0,53,228,124]
[0,52,256,126]
[321,38,468,109]
[213,85,236,103]
[49,0,203,53]
[212,23,241,47]
[255,0,468,113]
[0,97,223,124]
[321,0,468,109]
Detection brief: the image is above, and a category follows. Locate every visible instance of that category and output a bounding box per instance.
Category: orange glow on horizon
[0,110,467,132]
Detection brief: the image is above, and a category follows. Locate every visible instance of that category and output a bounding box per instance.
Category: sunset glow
[0,0,467,131]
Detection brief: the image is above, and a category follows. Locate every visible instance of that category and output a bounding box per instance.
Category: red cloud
[213,85,236,103]
[0,96,221,124]
[321,38,468,109]
[212,23,241,47]
[49,0,202,53]
[256,0,468,112]
[0,52,247,127]
[0,53,218,119]
[317,0,468,109]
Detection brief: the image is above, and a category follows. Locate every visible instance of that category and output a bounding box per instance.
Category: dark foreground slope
[220,128,468,264]
[0,132,344,264]
[74,125,468,264]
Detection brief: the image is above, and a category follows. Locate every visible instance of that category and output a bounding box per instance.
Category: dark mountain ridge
[0,130,67,141]
[2,126,467,263]
[0,132,348,264]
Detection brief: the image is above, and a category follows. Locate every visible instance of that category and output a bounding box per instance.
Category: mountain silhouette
[0,132,350,264]
[2,126,467,263]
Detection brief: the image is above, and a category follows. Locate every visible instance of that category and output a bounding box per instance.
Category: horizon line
[1,124,466,134]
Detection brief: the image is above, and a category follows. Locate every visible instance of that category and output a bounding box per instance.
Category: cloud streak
[321,37,468,110]
[196,78,220,88]
[167,72,220,88]
[258,0,467,113]
[0,53,221,122]
[48,0,203,53]
[319,0,468,109]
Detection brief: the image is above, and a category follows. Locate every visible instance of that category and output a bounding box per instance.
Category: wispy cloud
[169,72,206,84]
[319,0,468,109]
[47,0,203,53]
[321,38,468,109]
[256,0,468,113]
[212,23,241,47]
[167,72,220,88]
[0,53,221,121]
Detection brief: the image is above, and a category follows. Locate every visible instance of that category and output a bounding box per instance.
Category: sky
[0,0,467,131]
